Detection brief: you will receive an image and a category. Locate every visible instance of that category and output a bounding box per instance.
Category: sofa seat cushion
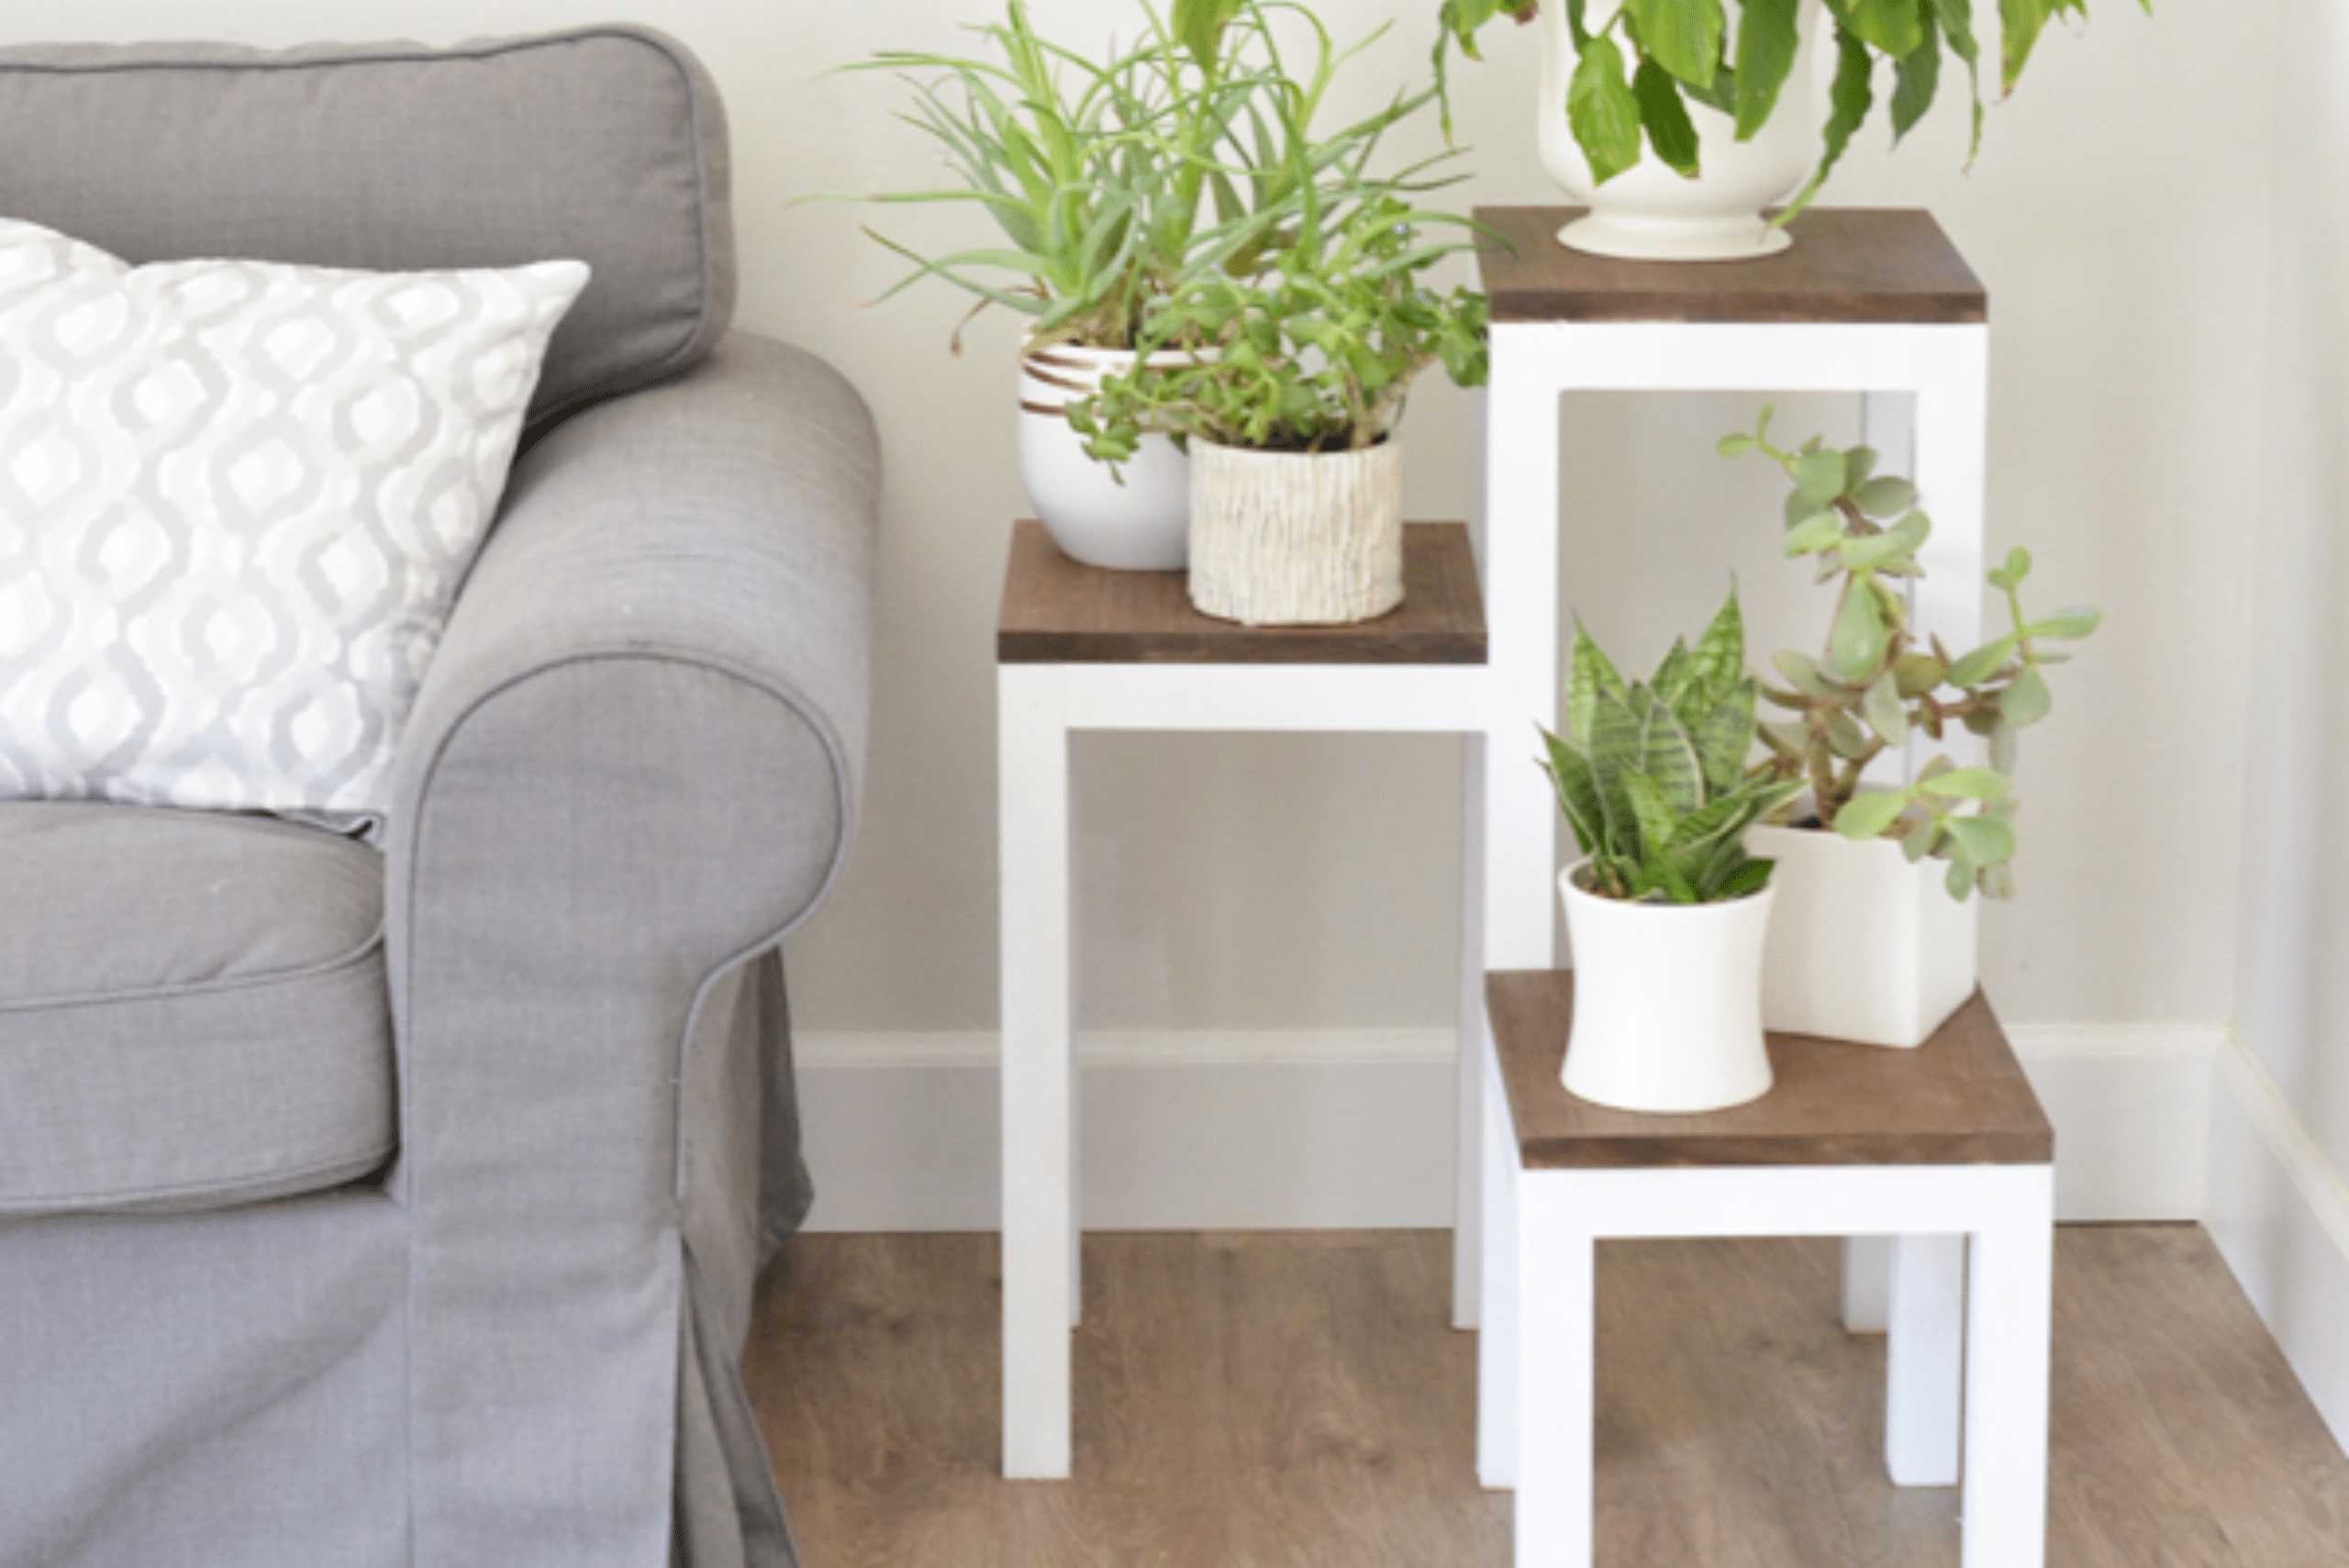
[0,802,395,1215]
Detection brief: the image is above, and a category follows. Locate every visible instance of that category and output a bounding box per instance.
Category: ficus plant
[1541,590,1805,904]
[1719,406,2100,900]
[828,0,1442,353]
[1431,0,2151,222]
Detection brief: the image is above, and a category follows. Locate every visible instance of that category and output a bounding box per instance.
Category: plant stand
[1469,206,1994,1482]
[996,518,1488,1478]
[1482,971,2055,1567]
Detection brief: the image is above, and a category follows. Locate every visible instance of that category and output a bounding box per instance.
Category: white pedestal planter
[1019,344,1190,571]
[1535,0,1826,261]
[1187,439,1404,626]
[1750,824,1978,1048]
[1558,864,1776,1113]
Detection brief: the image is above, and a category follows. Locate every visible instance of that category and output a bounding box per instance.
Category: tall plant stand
[1466,206,1995,1487]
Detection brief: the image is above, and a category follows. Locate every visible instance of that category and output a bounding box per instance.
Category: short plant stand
[1482,970,2055,1568]
[996,518,1488,1478]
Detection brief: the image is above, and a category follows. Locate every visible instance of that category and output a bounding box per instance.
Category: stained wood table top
[997,519,1487,665]
[1474,207,1987,326]
[1486,971,2053,1170]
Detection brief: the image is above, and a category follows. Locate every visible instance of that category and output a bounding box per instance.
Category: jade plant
[1431,0,2151,220]
[1719,406,2100,899]
[1540,590,1804,904]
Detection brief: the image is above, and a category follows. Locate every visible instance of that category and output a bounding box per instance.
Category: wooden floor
[745,1227,2349,1567]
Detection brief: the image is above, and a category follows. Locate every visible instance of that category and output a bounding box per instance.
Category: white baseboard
[2205,1034,2349,1451]
[793,1022,2219,1234]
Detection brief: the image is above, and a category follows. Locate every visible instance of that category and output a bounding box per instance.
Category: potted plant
[1067,28,1489,626]
[1538,590,1803,1111]
[1719,406,2099,1045]
[1431,0,2150,261]
[831,0,1431,569]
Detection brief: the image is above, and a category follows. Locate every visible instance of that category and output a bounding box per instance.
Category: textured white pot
[1019,343,1190,571]
[1537,0,1826,261]
[1559,862,1776,1113]
[1187,439,1404,626]
[1750,821,1979,1048]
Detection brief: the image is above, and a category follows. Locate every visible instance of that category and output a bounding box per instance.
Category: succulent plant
[1719,406,2101,900]
[1541,589,1803,904]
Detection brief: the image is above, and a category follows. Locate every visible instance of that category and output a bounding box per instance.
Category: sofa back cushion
[0,26,733,438]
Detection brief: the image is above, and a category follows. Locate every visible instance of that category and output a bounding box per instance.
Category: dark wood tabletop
[1475,207,1987,326]
[1486,971,2053,1170]
[997,519,1487,665]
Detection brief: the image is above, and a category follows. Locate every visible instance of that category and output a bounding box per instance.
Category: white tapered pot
[1537,0,1827,261]
[1559,862,1776,1113]
[1187,438,1404,626]
[1750,822,1978,1048]
[1019,343,1190,571]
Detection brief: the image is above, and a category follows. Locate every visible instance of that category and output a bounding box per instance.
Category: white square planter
[1749,824,1978,1049]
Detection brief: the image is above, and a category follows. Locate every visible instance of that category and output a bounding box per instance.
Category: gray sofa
[0,28,875,1568]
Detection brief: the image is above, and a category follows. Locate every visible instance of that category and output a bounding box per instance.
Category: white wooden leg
[1456,732,1487,1330]
[1959,1171,2054,1568]
[999,666,1074,1479]
[1477,1030,1520,1490]
[1515,1184,1594,1568]
[1885,1232,1967,1486]
[1842,1235,1894,1333]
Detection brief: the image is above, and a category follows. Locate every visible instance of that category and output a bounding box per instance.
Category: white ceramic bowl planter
[1187,438,1405,626]
[1019,343,1192,571]
[1559,863,1776,1113]
[1750,822,1979,1048]
[1536,0,1827,261]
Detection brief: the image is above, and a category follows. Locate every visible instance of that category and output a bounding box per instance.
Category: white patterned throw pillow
[0,219,587,822]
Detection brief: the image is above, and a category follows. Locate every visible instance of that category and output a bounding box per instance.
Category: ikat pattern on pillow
[0,218,587,819]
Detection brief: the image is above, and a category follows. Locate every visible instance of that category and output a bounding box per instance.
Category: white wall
[2208,0,2349,1448]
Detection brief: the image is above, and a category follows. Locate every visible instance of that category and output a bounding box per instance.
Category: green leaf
[1731,0,1803,139]
[1568,624,1627,749]
[1932,0,1987,160]
[2028,606,2102,640]
[1718,432,1758,456]
[1946,634,2018,688]
[1999,0,2052,94]
[1634,698,1707,816]
[1987,545,2033,592]
[1773,649,1839,698]
[1946,856,1976,901]
[1863,672,1910,747]
[1621,766,1683,860]
[1568,33,1645,185]
[1843,0,1927,57]
[1854,474,1919,517]
[1779,29,1875,222]
[1827,578,1890,681]
[1894,651,1947,698]
[1540,728,1609,855]
[1791,449,1848,504]
[1685,590,1746,710]
[1632,58,1703,176]
[1691,684,1758,795]
[1920,766,2012,800]
[1901,813,1938,862]
[1946,813,2018,867]
[1825,709,1877,760]
[1625,0,1725,89]
[1978,861,2017,901]
[2001,662,2053,727]
[1786,511,1847,556]
[1990,714,2020,775]
[1835,789,1910,840]
[1890,18,1943,143]
[1713,854,1776,902]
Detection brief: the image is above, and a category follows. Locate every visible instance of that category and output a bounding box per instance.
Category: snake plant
[1541,590,1803,904]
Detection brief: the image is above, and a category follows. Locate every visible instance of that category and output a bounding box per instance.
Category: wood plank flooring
[744,1227,2349,1567]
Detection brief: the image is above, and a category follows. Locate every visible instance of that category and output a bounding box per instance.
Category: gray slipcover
[0,28,875,1568]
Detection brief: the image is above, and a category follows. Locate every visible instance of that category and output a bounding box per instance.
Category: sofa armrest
[375,333,878,1567]
[386,330,878,997]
